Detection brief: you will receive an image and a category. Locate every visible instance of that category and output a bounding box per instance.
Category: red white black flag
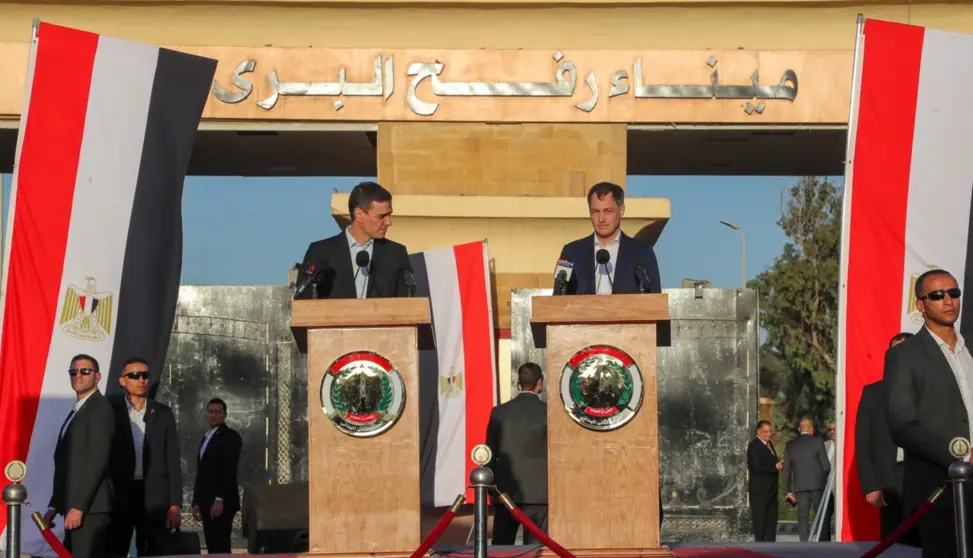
[838,19,973,540]
[0,22,215,553]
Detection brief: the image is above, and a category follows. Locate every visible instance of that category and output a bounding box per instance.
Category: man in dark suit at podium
[295,181,413,300]
[551,181,665,528]
[553,182,661,296]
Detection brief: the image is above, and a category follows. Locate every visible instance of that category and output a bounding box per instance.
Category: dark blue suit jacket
[554,231,661,295]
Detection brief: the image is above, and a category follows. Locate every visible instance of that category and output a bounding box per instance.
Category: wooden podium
[291,298,431,557]
[531,293,671,558]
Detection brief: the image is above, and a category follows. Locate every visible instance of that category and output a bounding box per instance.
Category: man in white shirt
[192,398,242,554]
[885,268,972,558]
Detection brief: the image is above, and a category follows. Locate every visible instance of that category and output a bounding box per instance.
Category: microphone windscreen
[356,251,370,268]
[596,249,611,265]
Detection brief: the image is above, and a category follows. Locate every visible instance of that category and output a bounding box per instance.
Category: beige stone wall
[377,123,626,197]
[373,122,636,329]
[0,3,971,50]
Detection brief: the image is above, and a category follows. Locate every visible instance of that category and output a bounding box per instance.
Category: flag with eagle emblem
[0,22,215,555]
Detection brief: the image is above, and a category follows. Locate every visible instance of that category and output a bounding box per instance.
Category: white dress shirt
[59,391,95,440]
[345,227,374,299]
[200,426,223,502]
[593,231,621,295]
[200,426,218,458]
[126,398,148,480]
[928,326,973,444]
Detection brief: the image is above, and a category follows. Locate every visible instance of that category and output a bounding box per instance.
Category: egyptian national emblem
[59,277,113,341]
[907,265,939,325]
[560,345,644,431]
[950,437,972,460]
[439,370,464,398]
[320,351,406,438]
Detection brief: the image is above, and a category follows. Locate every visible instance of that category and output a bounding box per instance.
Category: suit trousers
[107,480,168,557]
[65,512,111,558]
[880,492,918,546]
[491,504,548,545]
[749,491,778,542]
[917,495,959,558]
[795,490,823,542]
[201,505,235,554]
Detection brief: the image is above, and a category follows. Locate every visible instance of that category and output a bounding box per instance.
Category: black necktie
[59,410,75,440]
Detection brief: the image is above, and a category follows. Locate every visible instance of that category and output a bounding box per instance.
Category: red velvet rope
[30,512,73,558]
[860,485,945,558]
[408,494,465,558]
[497,493,577,558]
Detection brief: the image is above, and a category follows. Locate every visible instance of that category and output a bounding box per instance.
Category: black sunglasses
[920,288,962,301]
[68,368,95,376]
[124,372,150,380]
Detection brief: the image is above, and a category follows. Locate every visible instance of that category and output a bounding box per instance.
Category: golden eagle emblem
[907,264,938,325]
[439,371,464,398]
[59,277,113,342]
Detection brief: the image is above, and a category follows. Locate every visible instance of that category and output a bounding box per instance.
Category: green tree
[750,176,842,435]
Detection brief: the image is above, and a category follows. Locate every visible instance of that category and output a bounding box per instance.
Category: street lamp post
[720,220,746,288]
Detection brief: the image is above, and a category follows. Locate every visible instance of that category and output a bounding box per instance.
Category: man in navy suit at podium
[553,182,661,296]
[551,181,665,529]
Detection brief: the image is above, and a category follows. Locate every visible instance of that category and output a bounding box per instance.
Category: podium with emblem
[531,293,671,557]
[290,297,431,557]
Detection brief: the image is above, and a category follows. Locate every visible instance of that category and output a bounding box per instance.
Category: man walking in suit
[554,182,661,296]
[782,418,831,542]
[856,332,913,543]
[193,398,243,554]
[486,362,548,544]
[107,358,183,556]
[294,181,413,299]
[43,354,116,558]
[746,420,782,542]
[885,269,972,558]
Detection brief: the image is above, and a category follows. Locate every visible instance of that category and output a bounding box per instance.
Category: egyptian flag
[410,240,498,506]
[836,19,973,541]
[0,22,215,554]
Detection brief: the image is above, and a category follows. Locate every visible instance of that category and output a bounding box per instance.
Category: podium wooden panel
[531,294,671,558]
[291,298,431,557]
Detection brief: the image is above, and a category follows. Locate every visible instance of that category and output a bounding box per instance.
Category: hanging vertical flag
[0,22,215,555]
[836,18,973,541]
[409,240,498,506]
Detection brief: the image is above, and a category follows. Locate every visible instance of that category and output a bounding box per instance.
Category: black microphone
[354,251,371,298]
[595,249,613,291]
[596,249,611,266]
[404,270,417,298]
[635,264,651,294]
[294,259,326,299]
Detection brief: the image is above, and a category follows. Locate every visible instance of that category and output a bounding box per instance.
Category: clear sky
[1,173,841,289]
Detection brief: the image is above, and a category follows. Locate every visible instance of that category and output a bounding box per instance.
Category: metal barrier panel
[158,285,306,547]
[510,288,759,542]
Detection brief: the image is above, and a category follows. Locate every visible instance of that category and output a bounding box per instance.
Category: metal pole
[470,466,494,558]
[3,478,27,558]
[741,229,747,288]
[952,461,973,558]
[811,468,835,542]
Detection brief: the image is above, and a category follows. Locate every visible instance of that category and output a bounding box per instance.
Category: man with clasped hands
[885,269,973,558]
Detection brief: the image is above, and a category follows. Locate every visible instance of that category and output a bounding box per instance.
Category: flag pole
[0,17,41,339]
[834,12,866,542]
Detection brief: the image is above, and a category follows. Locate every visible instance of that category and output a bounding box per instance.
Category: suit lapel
[331,233,355,298]
[579,235,596,295]
[919,327,968,411]
[613,232,633,294]
[367,241,384,298]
